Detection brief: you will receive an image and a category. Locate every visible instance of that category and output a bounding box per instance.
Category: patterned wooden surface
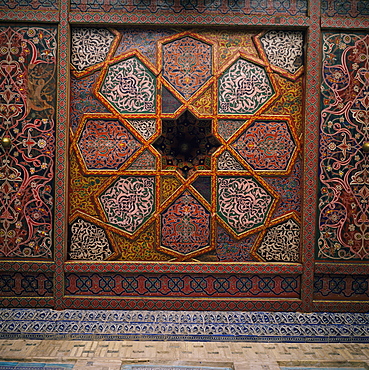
[0,0,368,313]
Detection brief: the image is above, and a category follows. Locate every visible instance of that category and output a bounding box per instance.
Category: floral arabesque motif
[161,192,210,255]
[100,177,155,234]
[217,150,245,171]
[260,30,304,74]
[77,119,141,171]
[127,119,157,141]
[257,218,300,262]
[69,218,113,260]
[0,26,57,258]
[318,33,369,261]
[100,57,156,114]
[232,119,297,172]
[71,28,115,72]
[217,177,274,235]
[218,59,274,114]
[162,36,212,100]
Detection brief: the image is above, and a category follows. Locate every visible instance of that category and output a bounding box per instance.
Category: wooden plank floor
[1,340,369,370]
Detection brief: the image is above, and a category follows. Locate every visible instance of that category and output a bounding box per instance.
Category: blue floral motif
[0,309,368,342]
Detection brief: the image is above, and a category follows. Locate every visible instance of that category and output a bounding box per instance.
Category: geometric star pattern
[68,27,303,262]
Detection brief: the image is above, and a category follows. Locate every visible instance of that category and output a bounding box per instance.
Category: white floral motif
[217,151,245,171]
[100,57,156,114]
[218,59,274,114]
[257,219,300,262]
[71,28,115,71]
[100,177,155,233]
[128,119,156,140]
[260,31,304,74]
[69,219,112,260]
[218,177,273,234]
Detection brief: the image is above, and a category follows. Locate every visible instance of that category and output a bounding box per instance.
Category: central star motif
[153,110,221,178]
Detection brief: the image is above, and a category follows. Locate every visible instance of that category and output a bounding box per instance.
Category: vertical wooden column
[54,1,69,310]
[301,0,321,312]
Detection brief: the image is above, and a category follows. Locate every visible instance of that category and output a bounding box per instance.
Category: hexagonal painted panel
[77,119,141,170]
[100,177,155,234]
[99,57,156,114]
[217,177,274,235]
[163,36,212,100]
[232,120,297,172]
[161,192,210,255]
[218,58,274,114]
